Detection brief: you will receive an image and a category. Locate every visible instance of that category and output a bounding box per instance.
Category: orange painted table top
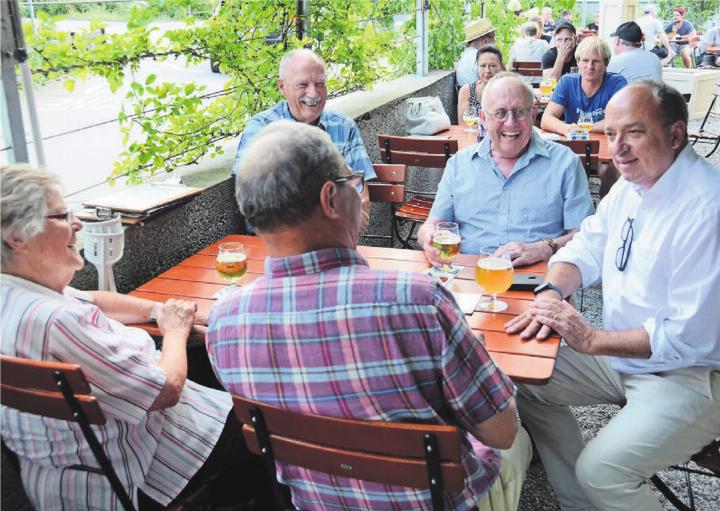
[129,235,559,384]
[437,124,611,163]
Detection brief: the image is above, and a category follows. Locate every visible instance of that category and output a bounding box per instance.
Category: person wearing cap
[541,21,578,80]
[607,22,662,82]
[456,18,497,87]
[665,6,696,68]
[636,4,675,63]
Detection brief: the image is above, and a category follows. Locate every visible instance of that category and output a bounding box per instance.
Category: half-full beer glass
[215,242,247,286]
[432,222,461,273]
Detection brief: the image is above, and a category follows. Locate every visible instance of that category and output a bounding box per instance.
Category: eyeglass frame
[483,107,534,123]
[45,210,75,223]
[330,171,365,194]
[615,217,634,271]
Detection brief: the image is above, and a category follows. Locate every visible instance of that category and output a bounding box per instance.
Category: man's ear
[3,232,27,253]
[278,78,287,99]
[669,121,687,151]
[318,181,342,220]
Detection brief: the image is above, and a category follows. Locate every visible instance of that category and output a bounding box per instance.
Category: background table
[438,124,611,163]
[129,235,559,384]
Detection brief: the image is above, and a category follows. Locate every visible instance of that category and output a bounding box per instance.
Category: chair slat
[233,397,462,461]
[0,384,106,425]
[380,150,454,168]
[372,164,407,183]
[0,356,91,394]
[511,61,543,76]
[378,135,458,156]
[242,425,466,492]
[368,183,405,204]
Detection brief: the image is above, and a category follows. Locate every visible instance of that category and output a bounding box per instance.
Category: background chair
[0,355,137,511]
[510,60,543,77]
[233,396,465,511]
[362,163,407,247]
[378,135,459,248]
[688,79,720,158]
[651,438,720,511]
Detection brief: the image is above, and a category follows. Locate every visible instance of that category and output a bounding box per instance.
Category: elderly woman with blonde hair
[0,165,272,509]
[541,36,627,137]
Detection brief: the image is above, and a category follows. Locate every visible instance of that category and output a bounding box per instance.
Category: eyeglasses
[46,210,75,223]
[331,171,365,194]
[484,108,533,122]
[615,217,634,271]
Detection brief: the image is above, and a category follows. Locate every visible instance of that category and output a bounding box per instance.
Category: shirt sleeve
[541,48,556,69]
[428,154,458,221]
[560,151,594,231]
[550,185,614,288]
[433,287,515,428]
[643,205,720,366]
[345,121,376,180]
[230,116,266,176]
[664,23,673,34]
[47,304,166,424]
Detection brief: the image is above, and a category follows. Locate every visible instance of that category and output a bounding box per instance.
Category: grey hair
[481,72,535,111]
[234,120,348,232]
[618,38,642,48]
[1,164,61,266]
[278,48,325,80]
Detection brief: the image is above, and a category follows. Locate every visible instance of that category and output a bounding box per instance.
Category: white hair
[278,48,326,80]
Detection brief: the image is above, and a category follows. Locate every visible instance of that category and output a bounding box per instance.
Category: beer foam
[434,233,461,244]
[476,257,512,270]
[216,252,247,263]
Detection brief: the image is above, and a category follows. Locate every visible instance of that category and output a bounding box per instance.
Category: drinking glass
[215,242,248,286]
[577,111,594,132]
[539,79,554,99]
[462,107,479,133]
[432,222,461,273]
[475,252,514,312]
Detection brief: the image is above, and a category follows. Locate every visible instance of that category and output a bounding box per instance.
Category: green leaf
[145,74,157,85]
[63,79,75,93]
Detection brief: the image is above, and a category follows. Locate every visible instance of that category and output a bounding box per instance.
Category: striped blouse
[1,274,231,510]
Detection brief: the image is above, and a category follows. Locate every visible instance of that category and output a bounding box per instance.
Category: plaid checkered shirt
[206,248,515,510]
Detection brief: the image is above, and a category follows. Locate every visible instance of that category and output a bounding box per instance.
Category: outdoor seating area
[3,1,720,510]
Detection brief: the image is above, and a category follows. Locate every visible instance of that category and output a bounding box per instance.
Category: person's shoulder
[352,266,455,308]
[322,109,358,127]
[250,102,286,125]
[605,72,628,88]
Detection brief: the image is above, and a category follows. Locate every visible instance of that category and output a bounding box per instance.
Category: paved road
[4,20,234,206]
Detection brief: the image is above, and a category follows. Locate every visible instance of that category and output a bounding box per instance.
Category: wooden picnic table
[128,234,560,384]
[437,124,612,163]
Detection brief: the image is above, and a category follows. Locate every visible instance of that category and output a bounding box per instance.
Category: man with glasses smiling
[506,81,720,510]
[419,73,593,268]
[208,120,532,511]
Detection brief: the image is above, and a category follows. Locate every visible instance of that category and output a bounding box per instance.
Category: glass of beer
[215,242,248,286]
[475,252,514,312]
[577,111,593,132]
[432,222,461,273]
[462,107,479,133]
[539,79,553,99]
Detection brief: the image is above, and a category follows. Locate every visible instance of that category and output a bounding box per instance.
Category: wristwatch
[149,302,162,322]
[543,238,559,254]
[533,282,564,300]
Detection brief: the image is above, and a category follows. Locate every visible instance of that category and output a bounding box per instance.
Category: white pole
[416,0,428,76]
[19,60,46,166]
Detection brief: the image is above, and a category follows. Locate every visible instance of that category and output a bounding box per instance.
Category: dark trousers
[651,46,668,59]
[139,410,278,509]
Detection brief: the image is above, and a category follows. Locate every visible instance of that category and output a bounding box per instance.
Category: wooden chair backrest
[554,139,600,174]
[0,355,106,425]
[232,396,466,492]
[511,60,543,76]
[368,164,406,204]
[378,135,458,168]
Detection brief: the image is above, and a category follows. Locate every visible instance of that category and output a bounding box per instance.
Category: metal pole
[28,0,36,26]
[296,0,309,40]
[416,0,428,77]
[1,0,29,163]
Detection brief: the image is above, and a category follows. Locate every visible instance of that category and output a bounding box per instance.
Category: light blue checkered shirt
[230,101,375,180]
[429,130,594,254]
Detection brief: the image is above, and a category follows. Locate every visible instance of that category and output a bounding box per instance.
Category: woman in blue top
[541,36,627,137]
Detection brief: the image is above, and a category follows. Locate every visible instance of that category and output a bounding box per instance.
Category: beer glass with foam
[215,242,248,286]
[432,222,461,273]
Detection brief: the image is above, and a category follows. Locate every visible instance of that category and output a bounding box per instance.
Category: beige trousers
[477,426,532,511]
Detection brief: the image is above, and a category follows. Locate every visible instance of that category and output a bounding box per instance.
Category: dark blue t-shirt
[550,72,628,124]
[665,20,694,36]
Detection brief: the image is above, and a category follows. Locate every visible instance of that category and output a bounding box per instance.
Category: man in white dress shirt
[505,80,720,510]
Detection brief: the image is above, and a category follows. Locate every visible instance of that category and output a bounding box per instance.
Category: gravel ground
[518,112,720,510]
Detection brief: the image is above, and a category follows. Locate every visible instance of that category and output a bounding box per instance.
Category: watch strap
[543,238,559,254]
[533,282,564,300]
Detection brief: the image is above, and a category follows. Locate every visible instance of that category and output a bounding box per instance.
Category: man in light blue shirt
[506,81,720,510]
[230,49,375,229]
[418,73,593,267]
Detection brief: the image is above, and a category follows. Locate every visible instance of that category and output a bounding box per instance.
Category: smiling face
[279,52,327,124]
[477,52,502,84]
[604,86,684,190]
[578,48,606,83]
[12,186,85,292]
[481,78,535,161]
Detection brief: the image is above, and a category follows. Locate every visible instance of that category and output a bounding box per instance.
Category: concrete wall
[69,71,456,292]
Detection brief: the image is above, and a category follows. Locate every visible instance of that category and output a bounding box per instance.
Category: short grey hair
[234,120,348,232]
[481,72,534,111]
[1,164,61,265]
[618,38,642,48]
[278,48,326,80]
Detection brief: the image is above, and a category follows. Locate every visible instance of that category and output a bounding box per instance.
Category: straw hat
[464,18,495,43]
